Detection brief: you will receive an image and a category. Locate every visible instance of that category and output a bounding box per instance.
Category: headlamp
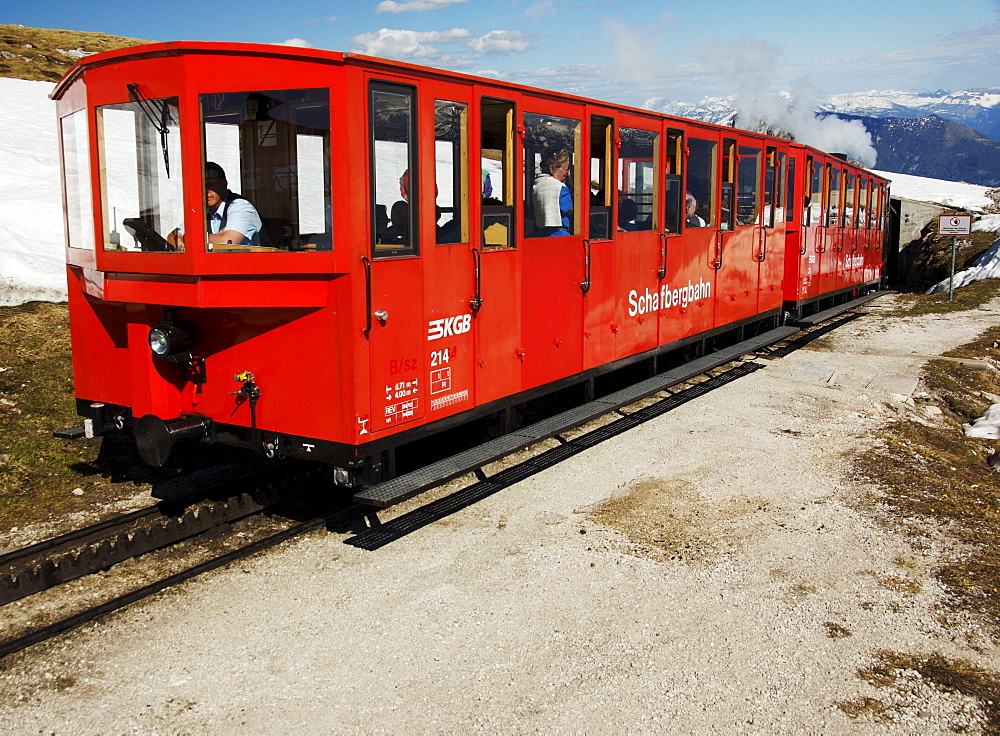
[148,314,194,362]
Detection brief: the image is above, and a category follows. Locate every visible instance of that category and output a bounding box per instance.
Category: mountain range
[646,89,1000,187]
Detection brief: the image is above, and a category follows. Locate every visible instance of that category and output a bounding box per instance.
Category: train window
[763,147,778,228]
[826,165,841,228]
[806,158,822,227]
[60,109,95,251]
[618,127,658,232]
[736,145,761,226]
[96,96,183,252]
[664,129,683,234]
[523,112,581,238]
[369,82,417,257]
[785,156,795,224]
[589,115,613,241]
[844,172,856,227]
[199,88,331,253]
[481,97,515,250]
[858,177,869,230]
[721,139,736,231]
[686,138,716,229]
[435,100,468,245]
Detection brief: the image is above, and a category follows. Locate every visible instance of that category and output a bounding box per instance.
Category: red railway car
[52,43,889,489]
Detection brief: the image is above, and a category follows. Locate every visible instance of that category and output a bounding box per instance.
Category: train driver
[167,162,263,248]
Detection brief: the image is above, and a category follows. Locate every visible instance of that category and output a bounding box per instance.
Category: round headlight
[149,327,171,356]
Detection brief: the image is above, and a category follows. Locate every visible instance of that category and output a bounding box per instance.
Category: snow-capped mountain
[645,88,1000,187]
[825,89,1000,138]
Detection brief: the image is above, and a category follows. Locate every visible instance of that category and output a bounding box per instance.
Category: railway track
[0,297,878,661]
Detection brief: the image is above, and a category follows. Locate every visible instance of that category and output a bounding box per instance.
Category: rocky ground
[3,294,1000,734]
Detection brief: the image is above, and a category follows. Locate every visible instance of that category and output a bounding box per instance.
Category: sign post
[939,215,973,301]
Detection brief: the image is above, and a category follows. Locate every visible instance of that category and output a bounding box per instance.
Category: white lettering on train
[427,314,472,341]
[627,279,712,316]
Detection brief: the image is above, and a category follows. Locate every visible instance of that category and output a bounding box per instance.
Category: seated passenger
[686,192,707,228]
[382,200,410,243]
[618,198,639,231]
[167,162,262,248]
[532,148,573,237]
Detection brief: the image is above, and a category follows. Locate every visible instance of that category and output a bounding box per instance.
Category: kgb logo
[427,313,472,341]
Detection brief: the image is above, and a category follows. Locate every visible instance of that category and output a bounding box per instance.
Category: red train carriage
[52,43,889,488]
[782,148,889,317]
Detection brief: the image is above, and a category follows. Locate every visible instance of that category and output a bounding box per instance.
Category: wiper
[127,83,172,178]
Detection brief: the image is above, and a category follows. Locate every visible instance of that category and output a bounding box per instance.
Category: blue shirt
[210,194,262,246]
[176,192,263,246]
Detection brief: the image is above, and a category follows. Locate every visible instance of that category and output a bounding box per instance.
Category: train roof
[51,40,885,178]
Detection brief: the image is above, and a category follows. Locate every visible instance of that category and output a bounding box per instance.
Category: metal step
[794,290,889,327]
[353,324,797,509]
[53,425,86,440]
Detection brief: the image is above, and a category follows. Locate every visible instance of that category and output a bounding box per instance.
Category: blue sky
[5,0,1000,107]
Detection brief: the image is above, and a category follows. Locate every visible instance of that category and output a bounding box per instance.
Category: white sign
[939,215,972,235]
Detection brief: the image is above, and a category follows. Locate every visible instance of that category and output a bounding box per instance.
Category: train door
[842,169,861,291]
[757,144,788,315]
[612,115,662,361]
[660,126,717,345]
[715,135,763,326]
[418,84,478,425]
[582,111,617,370]
[800,155,825,303]
[365,78,427,433]
[519,95,587,389]
[782,152,804,308]
[819,161,841,296]
[472,94,521,405]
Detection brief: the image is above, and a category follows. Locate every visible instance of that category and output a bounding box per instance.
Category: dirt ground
[3,293,1000,734]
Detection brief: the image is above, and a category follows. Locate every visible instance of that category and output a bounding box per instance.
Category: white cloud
[279,38,314,48]
[350,28,470,61]
[350,27,535,63]
[468,31,532,56]
[376,0,468,13]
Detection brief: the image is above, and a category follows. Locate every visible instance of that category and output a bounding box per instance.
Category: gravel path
[3,295,1000,734]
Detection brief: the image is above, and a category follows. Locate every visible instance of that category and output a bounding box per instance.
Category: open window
[686,137,716,229]
[523,112,581,238]
[664,129,683,234]
[721,139,736,231]
[826,165,841,228]
[481,97,516,250]
[589,115,613,240]
[737,144,761,226]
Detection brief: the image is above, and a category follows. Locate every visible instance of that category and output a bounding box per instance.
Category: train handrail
[362,256,372,339]
[580,239,592,295]
[713,229,724,270]
[754,226,767,263]
[815,225,827,254]
[658,233,668,280]
[470,248,484,315]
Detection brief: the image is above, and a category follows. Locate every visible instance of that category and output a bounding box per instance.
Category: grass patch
[0,303,174,531]
[0,24,149,82]
[848,650,1000,732]
[891,278,1000,318]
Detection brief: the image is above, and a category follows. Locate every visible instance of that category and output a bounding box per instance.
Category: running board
[353,324,798,509]
[794,290,890,327]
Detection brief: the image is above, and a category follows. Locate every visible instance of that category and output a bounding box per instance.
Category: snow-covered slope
[0,78,64,306]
